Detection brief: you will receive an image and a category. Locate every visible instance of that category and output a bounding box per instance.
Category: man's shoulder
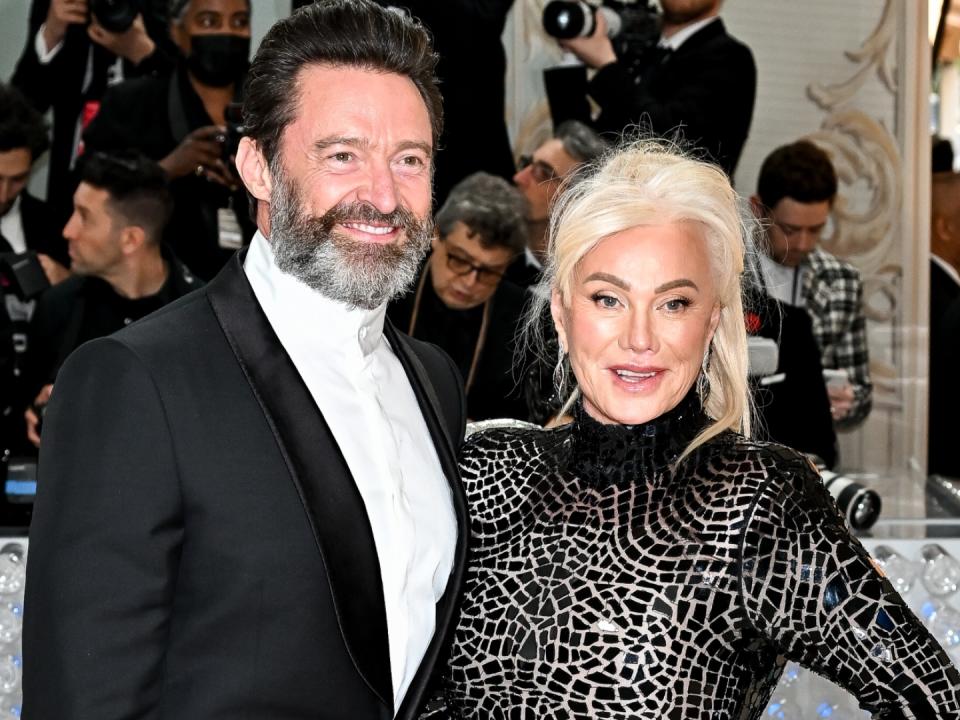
[807,247,861,281]
[681,18,755,62]
[111,287,219,357]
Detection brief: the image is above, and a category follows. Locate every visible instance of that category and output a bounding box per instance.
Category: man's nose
[357,161,399,214]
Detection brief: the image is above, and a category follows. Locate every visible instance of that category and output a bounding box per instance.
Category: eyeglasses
[517,154,560,183]
[440,238,507,286]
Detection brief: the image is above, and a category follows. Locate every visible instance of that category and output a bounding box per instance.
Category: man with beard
[82,0,256,280]
[549,0,756,176]
[23,3,468,719]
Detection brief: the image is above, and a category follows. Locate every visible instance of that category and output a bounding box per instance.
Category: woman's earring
[553,344,567,398]
[696,345,712,400]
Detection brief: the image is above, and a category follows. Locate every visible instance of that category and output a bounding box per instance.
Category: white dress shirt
[244,231,457,711]
[659,15,720,51]
[0,195,27,254]
[760,252,806,307]
[933,253,960,289]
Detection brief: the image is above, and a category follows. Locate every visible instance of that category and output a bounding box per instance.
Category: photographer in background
[0,83,70,463]
[83,0,254,280]
[547,0,756,176]
[23,151,199,448]
[10,0,176,223]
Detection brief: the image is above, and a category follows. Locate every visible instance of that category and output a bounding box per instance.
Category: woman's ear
[550,289,568,353]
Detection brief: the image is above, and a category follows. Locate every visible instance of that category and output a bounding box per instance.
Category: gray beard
[267,169,433,310]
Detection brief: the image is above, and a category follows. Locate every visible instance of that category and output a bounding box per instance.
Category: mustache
[319,201,424,234]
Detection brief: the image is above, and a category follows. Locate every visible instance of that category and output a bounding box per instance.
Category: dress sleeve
[739,449,960,718]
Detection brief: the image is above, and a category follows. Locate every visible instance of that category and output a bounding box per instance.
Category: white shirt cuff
[35,25,64,64]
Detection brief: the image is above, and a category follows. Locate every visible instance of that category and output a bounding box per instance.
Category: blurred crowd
[12,0,956,480]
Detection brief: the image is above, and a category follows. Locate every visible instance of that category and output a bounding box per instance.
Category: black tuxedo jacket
[22,253,469,719]
[546,18,756,176]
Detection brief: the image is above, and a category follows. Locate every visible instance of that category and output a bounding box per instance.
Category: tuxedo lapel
[387,324,469,720]
[205,254,393,710]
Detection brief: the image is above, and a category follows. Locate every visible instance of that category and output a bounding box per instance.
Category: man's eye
[331,152,353,163]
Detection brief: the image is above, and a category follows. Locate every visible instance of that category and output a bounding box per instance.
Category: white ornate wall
[505,0,932,494]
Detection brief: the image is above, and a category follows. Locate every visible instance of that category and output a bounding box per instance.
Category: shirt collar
[244,230,386,357]
[0,194,22,231]
[933,253,960,288]
[659,15,719,51]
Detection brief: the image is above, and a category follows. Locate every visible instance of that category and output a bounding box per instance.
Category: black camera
[543,1,660,72]
[91,0,141,34]
[543,1,619,39]
[223,102,246,164]
[0,252,50,302]
[821,469,882,531]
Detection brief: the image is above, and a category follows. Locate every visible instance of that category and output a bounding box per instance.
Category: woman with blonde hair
[427,141,960,718]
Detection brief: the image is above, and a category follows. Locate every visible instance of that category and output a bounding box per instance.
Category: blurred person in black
[389,172,530,420]
[751,140,872,428]
[505,120,608,288]
[23,151,199,448]
[363,0,517,205]
[83,0,254,280]
[547,0,756,177]
[10,0,176,223]
[928,170,960,477]
[0,83,71,462]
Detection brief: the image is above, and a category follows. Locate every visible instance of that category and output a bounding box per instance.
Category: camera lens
[91,0,140,34]
[822,471,881,531]
[542,1,595,39]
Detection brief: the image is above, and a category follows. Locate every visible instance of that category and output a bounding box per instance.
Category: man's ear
[236,137,272,203]
[748,195,765,219]
[119,225,146,255]
[550,289,568,353]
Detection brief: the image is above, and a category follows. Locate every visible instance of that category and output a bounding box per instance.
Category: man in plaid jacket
[751,140,872,427]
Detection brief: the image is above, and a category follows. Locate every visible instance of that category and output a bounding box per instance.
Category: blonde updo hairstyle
[531,139,753,457]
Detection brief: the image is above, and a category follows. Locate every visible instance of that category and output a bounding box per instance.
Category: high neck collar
[569,389,708,487]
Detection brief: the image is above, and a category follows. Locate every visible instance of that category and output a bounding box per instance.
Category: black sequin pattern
[427,393,960,719]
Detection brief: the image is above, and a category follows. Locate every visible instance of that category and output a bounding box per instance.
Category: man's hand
[827,383,855,422]
[25,384,54,449]
[88,13,156,64]
[37,254,71,285]
[43,0,88,52]
[558,11,617,69]
[159,126,236,188]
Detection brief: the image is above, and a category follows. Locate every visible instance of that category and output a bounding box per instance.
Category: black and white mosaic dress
[428,392,960,719]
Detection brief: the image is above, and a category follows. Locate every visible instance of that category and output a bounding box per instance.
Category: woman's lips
[607,365,665,392]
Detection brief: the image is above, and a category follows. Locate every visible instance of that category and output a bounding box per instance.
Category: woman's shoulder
[701,432,822,496]
[461,419,567,465]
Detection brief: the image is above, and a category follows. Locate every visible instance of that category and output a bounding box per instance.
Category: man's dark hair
[436,172,528,255]
[242,0,442,169]
[78,151,172,244]
[170,0,251,23]
[756,139,838,210]
[555,120,608,166]
[0,83,49,160]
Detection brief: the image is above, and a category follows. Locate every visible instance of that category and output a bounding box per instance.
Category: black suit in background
[9,0,176,223]
[0,192,69,459]
[389,267,530,421]
[374,0,517,205]
[546,18,756,176]
[22,253,469,719]
[929,260,960,478]
[83,64,254,280]
[15,192,69,267]
[750,297,837,469]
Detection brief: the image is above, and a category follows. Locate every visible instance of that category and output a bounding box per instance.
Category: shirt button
[124,317,133,325]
